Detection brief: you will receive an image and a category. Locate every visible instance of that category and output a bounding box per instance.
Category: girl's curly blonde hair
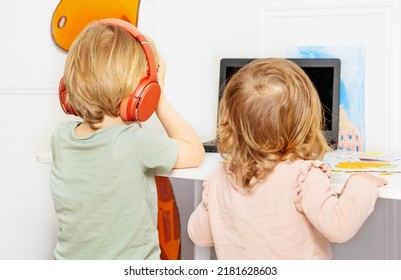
[217,58,331,188]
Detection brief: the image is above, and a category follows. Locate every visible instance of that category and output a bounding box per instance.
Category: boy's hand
[157,59,166,96]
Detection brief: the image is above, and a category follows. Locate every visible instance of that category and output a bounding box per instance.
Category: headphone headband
[99,18,158,87]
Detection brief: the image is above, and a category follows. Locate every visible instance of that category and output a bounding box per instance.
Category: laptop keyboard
[202,139,218,153]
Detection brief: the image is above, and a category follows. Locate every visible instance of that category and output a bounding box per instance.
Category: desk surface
[36,152,401,200]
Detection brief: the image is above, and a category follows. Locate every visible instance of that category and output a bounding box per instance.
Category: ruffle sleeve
[201,179,210,209]
[187,178,214,247]
[293,160,332,213]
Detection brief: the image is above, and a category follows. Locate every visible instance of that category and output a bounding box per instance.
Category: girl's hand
[350,172,388,187]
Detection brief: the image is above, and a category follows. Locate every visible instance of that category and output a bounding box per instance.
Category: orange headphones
[58,18,161,122]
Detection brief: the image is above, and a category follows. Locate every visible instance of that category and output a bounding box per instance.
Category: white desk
[154,153,401,200]
[37,151,401,200]
[36,151,401,259]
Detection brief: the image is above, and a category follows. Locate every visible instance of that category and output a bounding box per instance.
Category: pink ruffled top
[188,160,379,259]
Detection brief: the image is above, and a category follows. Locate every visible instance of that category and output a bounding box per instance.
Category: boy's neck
[75,115,126,137]
[97,115,126,129]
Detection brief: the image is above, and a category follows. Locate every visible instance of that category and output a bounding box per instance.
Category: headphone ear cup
[136,82,161,122]
[120,95,139,122]
[120,81,161,122]
[58,77,77,115]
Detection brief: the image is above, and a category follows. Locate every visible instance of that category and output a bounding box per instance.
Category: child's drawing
[287,46,366,152]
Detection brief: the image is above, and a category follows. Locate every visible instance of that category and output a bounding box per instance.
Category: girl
[188,58,386,259]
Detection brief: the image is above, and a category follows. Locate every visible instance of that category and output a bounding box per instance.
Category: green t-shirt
[50,122,178,259]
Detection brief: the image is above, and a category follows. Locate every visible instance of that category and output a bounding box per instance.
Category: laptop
[202,59,254,152]
[202,58,341,153]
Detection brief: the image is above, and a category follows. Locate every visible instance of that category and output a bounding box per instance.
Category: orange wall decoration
[51,0,141,51]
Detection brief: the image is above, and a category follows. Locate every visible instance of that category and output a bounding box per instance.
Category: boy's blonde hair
[63,21,158,126]
[217,58,331,187]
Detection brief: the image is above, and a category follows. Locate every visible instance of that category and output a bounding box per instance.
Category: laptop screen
[218,58,341,145]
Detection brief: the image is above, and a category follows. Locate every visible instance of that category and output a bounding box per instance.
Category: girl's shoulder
[276,159,331,180]
[204,159,331,198]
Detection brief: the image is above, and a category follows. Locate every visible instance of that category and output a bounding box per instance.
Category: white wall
[1,0,401,259]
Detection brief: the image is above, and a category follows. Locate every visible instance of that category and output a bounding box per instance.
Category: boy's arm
[155,60,205,168]
[156,97,205,168]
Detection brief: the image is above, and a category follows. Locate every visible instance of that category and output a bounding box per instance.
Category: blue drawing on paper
[286,46,366,152]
